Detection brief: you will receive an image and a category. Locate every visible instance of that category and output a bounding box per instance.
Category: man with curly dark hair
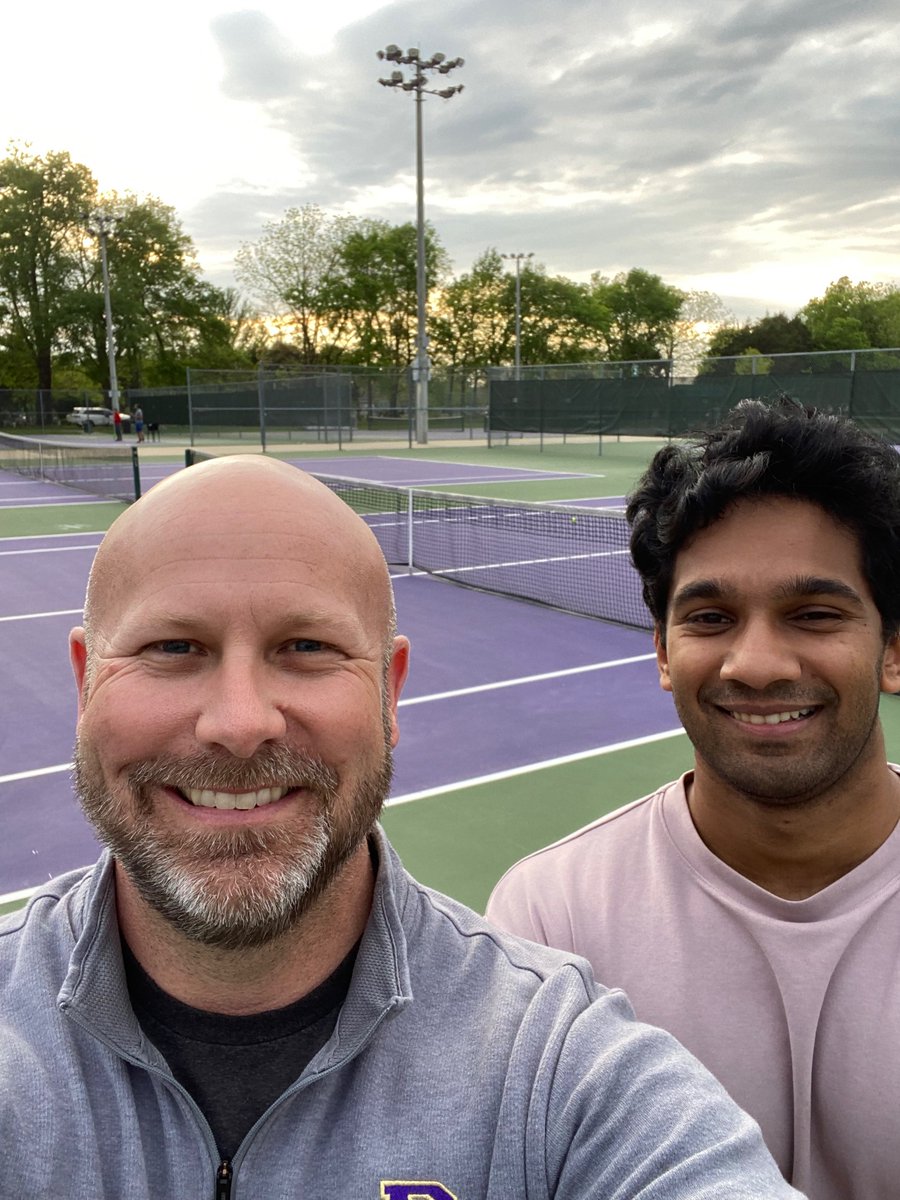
[489,398,900,1200]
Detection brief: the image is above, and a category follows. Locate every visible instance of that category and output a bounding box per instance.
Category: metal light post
[502,252,534,379]
[84,212,122,439]
[377,44,464,444]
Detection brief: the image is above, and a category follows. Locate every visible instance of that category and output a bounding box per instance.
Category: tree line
[2,145,899,393]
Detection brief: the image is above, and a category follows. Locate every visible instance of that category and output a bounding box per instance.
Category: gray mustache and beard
[73,739,394,951]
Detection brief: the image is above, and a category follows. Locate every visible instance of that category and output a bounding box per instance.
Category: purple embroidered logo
[380,1185,458,1200]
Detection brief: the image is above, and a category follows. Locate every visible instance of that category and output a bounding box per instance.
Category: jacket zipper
[215,1158,233,1200]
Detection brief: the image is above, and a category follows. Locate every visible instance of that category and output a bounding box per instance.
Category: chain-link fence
[8,348,900,446]
[123,365,489,448]
[0,388,112,433]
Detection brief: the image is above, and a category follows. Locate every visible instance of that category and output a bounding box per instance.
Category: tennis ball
[571,516,578,523]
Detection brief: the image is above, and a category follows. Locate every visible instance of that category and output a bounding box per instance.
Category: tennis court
[5,434,900,915]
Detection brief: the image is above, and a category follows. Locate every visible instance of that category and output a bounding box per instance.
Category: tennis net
[0,433,141,502]
[184,450,650,628]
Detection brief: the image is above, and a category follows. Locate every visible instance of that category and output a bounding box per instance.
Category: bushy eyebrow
[670,575,866,611]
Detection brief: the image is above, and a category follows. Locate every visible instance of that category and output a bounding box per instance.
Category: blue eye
[290,640,324,652]
[156,640,194,655]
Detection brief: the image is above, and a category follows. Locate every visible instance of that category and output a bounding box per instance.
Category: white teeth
[183,786,289,810]
[731,708,814,726]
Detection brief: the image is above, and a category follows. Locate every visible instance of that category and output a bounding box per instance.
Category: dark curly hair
[626,397,900,638]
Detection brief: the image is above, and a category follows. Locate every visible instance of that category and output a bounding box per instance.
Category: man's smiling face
[70,458,408,949]
[656,496,900,808]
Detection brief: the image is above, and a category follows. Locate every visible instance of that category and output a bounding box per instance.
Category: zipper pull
[215,1158,233,1200]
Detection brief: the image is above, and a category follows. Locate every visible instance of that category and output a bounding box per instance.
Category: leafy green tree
[333,219,450,369]
[516,269,608,364]
[590,268,683,361]
[799,277,900,352]
[705,313,814,370]
[432,251,611,368]
[430,249,514,368]
[734,347,773,374]
[235,205,359,364]
[0,145,96,389]
[66,194,248,389]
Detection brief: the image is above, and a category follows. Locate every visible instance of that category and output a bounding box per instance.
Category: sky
[6,0,900,322]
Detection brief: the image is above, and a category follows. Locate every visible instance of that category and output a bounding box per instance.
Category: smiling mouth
[181,786,292,810]
[727,707,817,726]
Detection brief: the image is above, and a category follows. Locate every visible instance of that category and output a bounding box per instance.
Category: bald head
[82,455,396,665]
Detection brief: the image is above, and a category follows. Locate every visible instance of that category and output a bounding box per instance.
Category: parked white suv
[65,407,131,432]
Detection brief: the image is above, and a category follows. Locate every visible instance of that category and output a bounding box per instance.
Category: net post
[131,447,141,501]
[406,487,414,573]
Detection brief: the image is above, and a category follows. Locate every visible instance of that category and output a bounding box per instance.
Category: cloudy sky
[6,0,900,320]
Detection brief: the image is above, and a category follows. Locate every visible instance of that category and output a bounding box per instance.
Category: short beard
[73,740,393,951]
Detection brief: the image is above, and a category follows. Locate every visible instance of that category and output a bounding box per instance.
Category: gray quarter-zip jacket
[0,829,804,1199]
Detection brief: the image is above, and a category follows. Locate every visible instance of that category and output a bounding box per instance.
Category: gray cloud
[197,0,900,315]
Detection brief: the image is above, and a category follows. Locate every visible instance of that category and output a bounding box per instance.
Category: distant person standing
[112,409,123,442]
[133,405,145,443]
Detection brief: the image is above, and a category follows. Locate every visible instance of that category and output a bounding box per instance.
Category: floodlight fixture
[375,43,465,444]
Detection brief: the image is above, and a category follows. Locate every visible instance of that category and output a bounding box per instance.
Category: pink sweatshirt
[487,772,900,1199]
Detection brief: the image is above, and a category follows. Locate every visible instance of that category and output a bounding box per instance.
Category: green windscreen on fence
[489,370,900,441]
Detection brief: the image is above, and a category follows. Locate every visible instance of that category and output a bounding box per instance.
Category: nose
[194,657,287,758]
[719,616,803,690]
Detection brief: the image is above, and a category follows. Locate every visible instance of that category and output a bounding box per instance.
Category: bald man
[0,457,803,1199]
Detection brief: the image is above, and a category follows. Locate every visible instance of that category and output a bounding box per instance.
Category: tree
[333,219,450,370]
[0,145,96,389]
[705,313,814,370]
[430,249,514,369]
[666,290,735,375]
[235,205,359,364]
[799,277,900,352]
[590,268,683,362]
[432,251,611,369]
[515,269,608,364]
[65,193,249,389]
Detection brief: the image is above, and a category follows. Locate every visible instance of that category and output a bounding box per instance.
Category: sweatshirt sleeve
[493,972,806,1199]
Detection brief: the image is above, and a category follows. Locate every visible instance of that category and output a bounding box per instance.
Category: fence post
[257,363,267,452]
[186,367,195,446]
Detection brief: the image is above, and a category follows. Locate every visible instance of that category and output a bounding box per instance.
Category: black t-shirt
[123,940,357,1158]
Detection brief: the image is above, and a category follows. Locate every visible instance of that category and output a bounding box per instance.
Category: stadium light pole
[84,211,122,440]
[377,44,464,444]
[501,251,534,379]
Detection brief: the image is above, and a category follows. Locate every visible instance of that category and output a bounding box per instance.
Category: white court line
[0,531,104,542]
[398,653,655,706]
[386,727,687,806]
[383,474,603,487]
[0,608,82,623]
[0,762,73,785]
[375,453,607,480]
[0,726,686,908]
[0,544,100,556]
[0,499,115,509]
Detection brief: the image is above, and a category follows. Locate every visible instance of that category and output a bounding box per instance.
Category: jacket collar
[57,827,413,1069]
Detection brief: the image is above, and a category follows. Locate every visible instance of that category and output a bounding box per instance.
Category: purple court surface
[1,455,674,896]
